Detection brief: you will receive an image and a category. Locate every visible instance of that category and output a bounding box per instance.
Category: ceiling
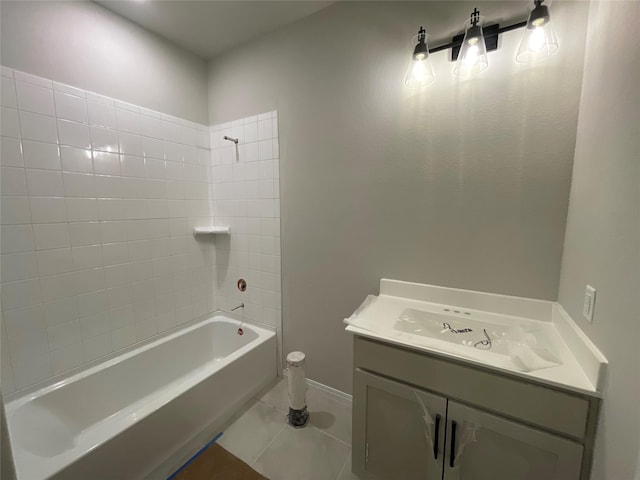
[96,0,335,60]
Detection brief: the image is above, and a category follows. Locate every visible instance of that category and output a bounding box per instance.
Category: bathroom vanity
[346,279,606,480]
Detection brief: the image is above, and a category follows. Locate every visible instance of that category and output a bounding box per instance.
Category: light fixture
[405,0,559,85]
[454,8,489,76]
[516,0,559,63]
[405,26,435,87]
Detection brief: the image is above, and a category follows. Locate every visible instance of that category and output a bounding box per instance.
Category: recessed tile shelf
[193,226,231,235]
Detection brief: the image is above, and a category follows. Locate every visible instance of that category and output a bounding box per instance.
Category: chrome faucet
[230,303,244,312]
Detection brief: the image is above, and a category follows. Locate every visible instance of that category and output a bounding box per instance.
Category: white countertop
[345,279,607,397]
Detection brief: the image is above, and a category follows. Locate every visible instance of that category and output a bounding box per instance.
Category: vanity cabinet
[352,336,600,480]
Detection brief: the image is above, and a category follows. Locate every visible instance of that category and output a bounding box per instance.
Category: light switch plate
[582,285,596,323]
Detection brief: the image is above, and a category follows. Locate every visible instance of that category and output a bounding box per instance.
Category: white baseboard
[282,368,352,404]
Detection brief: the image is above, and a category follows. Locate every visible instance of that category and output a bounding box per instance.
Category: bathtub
[5,314,277,480]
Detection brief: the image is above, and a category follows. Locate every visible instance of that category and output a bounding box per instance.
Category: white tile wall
[1,68,216,393]
[209,112,282,366]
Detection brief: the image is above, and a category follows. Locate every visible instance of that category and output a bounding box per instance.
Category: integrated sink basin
[396,308,511,353]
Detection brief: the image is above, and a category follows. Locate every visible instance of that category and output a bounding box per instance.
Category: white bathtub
[5,314,277,480]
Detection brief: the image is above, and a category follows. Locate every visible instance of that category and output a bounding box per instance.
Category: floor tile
[307,387,353,445]
[257,377,289,412]
[337,453,360,480]
[218,400,286,465]
[253,424,350,480]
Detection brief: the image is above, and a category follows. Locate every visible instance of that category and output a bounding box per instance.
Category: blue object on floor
[166,432,224,480]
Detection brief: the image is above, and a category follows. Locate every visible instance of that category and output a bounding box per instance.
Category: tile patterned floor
[218,379,359,480]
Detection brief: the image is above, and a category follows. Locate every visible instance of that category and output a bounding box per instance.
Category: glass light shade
[454,17,489,77]
[405,32,435,87]
[515,13,559,63]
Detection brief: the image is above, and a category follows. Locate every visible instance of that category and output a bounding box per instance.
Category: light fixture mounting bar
[428,20,528,60]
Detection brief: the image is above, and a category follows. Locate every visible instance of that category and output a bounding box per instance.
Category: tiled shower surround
[209,113,282,367]
[0,66,281,393]
[211,112,281,327]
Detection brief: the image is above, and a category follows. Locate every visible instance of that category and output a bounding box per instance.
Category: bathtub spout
[230,303,244,312]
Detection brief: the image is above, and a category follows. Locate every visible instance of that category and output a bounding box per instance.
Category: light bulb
[528,27,545,52]
[411,59,427,81]
[464,44,480,68]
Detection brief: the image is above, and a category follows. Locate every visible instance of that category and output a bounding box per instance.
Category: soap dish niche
[193,226,230,236]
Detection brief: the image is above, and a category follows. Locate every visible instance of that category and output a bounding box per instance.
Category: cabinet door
[353,369,447,480]
[444,401,583,480]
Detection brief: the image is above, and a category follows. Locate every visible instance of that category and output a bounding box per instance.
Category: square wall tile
[22,141,61,170]
[77,290,108,318]
[116,108,141,135]
[47,320,81,351]
[44,297,79,327]
[58,119,91,149]
[33,223,70,250]
[163,141,181,162]
[54,92,88,124]
[94,175,123,199]
[97,198,125,221]
[1,196,31,225]
[1,137,23,167]
[1,107,20,137]
[1,278,41,311]
[30,197,68,223]
[50,342,83,374]
[88,101,117,129]
[68,222,101,247]
[121,155,145,177]
[60,146,93,173]
[40,272,76,302]
[26,169,65,196]
[1,252,39,283]
[111,323,136,350]
[71,245,103,270]
[83,332,112,362]
[1,166,28,196]
[119,132,143,156]
[36,248,74,276]
[74,268,106,295]
[63,172,95,197]
[66,198,98,222]
[15,81,55,116]
[143,137,164,159]
[1,77,17,108]
[1,224,35,253]
[141,115,162,139]
[161,120,180,143]
[12,354,52,390]
[102,242,130,266]
[79,312,109,339]
[19,111,57,143]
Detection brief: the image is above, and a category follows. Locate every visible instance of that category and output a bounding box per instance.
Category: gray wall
[0,1,208,124]
[557,2,640,479]
[208,1,589,392]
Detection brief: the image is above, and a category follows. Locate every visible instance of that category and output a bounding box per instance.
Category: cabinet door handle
[449,420,457,468]
[433,414,441,460]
